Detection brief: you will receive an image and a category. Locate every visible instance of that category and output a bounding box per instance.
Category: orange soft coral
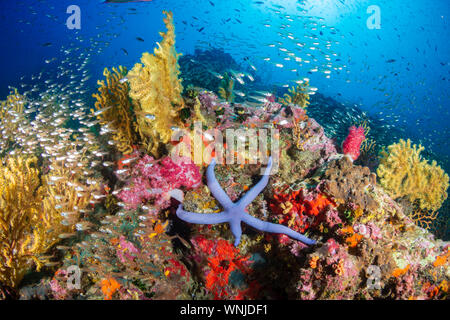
[340,226,363,248]
[392,264,410,278]
[101,278,121,300]
[270,189,335,234]
[433,249,449,267]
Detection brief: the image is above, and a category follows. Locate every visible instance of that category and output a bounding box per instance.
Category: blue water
[1,0,449,213]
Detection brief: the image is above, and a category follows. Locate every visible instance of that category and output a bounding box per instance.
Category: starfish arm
[207,158,233,209]
[229,220,243,247]
[237,157,273,209]
[176,204,229,224]
[241,212,316,245]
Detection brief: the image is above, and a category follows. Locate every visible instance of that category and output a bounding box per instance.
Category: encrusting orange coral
[101,277,121,300]
[433,250,449,268]
[340,226,363,248]
[392,264,410,278]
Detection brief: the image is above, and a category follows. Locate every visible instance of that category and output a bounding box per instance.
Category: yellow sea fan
[92,66,137,155]
[0,89,28,155]
[0,156,50,288]
[377,139,449,212]
[127,11,183,156]
[279,81,310,109]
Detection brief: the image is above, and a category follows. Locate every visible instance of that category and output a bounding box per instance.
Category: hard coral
[321,156,378,212]
[128,11,184,157]
[377,139,449,212]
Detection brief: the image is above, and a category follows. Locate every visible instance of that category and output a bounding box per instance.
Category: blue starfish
[176,157,316,247]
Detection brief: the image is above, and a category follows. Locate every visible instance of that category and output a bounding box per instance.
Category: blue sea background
[1,0,449,225]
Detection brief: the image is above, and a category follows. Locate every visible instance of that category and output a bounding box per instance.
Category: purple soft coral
[176,157,316,247]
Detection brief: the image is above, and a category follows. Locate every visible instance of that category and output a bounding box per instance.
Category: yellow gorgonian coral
[279,81,310,109]
[218,72,235,103]
[0,156,54,288]
[377,139,449,212]
[0,89,28,155]
[0,146,100,288]
[42,154,99,233]
[127,10,183,157]
[92,66,137,155]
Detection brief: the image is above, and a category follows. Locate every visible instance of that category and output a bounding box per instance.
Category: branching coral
[408,208,439,231]
[279,81,310,109]
[0,89,29,157]
[128,11,184,156]
[92,66,137,155]
[377,139,449,212]
[42,151,100,233]
[218,72,235,103]
[0,156,61,288]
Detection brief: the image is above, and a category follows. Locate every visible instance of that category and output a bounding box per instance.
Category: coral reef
[177,157,316,247]
[92,66,137,155]
[0,10,448,302]
[128,11,184,156]
[117,153,202,210]
[377,139,449,212]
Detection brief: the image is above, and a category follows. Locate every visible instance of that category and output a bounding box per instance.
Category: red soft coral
[342,125,365,161]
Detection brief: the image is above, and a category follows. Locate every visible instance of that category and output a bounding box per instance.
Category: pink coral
[118,154,202,209]
[342,125,365,161]
[49,270,69,300]
[116,236,140,264]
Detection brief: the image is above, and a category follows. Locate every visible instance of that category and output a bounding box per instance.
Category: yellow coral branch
[92,66,137,155]
[377,139,449,212]
[128,11,183,157]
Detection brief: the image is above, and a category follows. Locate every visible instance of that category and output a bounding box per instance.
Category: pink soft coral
[342,125,365,161]
[118,154,202,209]
[116,236,140,264]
